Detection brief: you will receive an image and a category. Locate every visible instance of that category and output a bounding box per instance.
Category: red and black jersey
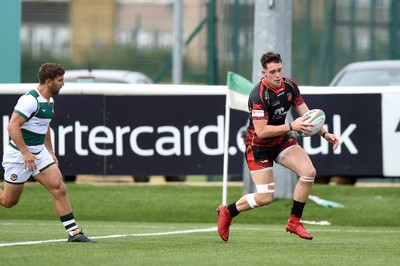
[245,76,304,147]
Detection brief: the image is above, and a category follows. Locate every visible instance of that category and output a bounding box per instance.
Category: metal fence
[18,0,400,85]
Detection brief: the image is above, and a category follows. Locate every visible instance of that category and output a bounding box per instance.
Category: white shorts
[2,144,55,184]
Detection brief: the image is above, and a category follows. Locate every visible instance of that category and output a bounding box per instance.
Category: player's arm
[253,119,292,138]
[7,112,37,170]
[315,118,340,150]
[8,112,29,155]
[292,103,310,117]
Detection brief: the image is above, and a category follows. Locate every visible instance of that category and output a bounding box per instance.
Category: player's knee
[246,192,273,208]
[2,198,19,208]
[299,166,317,184]
[251,182,275,207]
[51,182,68,199]
[58,184,67,197]
[299,176,315,184]
[300,166,316,179]
[256,193,274,206]
[246,193,259,208]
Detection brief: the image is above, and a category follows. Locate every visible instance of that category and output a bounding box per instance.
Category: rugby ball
[300,109,326,137]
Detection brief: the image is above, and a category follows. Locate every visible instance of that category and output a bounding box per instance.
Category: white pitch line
[0,227,217,248]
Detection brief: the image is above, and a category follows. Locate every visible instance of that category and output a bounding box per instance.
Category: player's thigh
[279,145,316,177]
[250,168,274,185]
[34,164,65,191]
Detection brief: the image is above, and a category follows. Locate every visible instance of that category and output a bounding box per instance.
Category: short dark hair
[260,52,282,69]
[38,63,65,84]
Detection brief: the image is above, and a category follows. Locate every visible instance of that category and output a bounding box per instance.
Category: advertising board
[1,84,399,177]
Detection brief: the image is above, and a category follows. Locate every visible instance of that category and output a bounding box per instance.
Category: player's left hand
[323,133,340,150]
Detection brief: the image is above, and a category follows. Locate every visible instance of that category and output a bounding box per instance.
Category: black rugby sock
[228,203,239,218]
[291,200,306,218]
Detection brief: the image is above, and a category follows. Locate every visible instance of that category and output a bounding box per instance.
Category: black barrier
[0,93,382,177]
[300,93,382,176]
[1,94,248,176]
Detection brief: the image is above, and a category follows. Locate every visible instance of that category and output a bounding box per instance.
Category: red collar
[261,77,284,94]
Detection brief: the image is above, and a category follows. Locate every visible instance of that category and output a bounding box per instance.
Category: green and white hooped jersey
[10,89,54,154]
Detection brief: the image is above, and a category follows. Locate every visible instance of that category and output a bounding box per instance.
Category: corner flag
[222,72,253,204]
[226,71,254,112]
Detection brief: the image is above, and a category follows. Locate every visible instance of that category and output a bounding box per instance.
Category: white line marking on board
[0,227,217,248]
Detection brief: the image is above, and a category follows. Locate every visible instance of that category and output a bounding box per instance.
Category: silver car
[64,69,153,84]
[329,60,400,87]
[327,60,400,184]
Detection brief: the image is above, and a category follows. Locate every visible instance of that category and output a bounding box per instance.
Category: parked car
[329,60,400,87]
[64,69,153,84]
[63,69,185,182]
[327,60,400,184]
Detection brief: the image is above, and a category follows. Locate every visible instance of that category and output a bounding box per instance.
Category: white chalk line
[2,225,399,247]
[0,227,218,248]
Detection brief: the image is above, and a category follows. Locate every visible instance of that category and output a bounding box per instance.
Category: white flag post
[222,99,231,205]
[222,72,254,205]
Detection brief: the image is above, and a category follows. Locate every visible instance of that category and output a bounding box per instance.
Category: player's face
[262,62,283,88]
[48,75,64,96]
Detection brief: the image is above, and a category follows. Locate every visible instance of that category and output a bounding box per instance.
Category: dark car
[329,60,400,87]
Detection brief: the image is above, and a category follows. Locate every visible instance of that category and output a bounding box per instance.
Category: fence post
[243,0,297,199]
[0,0,21,83]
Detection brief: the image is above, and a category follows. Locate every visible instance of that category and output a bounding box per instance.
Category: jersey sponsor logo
[252,110,264,117]
[34,122,48,126]
[273,107,286,115]
[271,100,280,107]
[272,107,287,120]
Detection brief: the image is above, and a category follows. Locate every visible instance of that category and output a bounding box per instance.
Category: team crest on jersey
[10,174,18,181]
[287,92,293,101]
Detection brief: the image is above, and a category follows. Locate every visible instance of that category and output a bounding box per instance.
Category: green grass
[1,183,400,265]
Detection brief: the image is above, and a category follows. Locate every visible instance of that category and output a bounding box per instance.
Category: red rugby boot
[286,214,313,240]
[216,205,232,242]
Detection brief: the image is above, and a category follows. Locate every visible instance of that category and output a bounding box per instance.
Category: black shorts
[245,135,298,171]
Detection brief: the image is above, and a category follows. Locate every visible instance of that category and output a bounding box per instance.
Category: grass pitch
[0,183,399,265]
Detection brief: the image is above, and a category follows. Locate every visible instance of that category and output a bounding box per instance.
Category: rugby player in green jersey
[1,63,96,243]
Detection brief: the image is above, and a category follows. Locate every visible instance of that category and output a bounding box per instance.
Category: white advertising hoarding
[382,93,400,176]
